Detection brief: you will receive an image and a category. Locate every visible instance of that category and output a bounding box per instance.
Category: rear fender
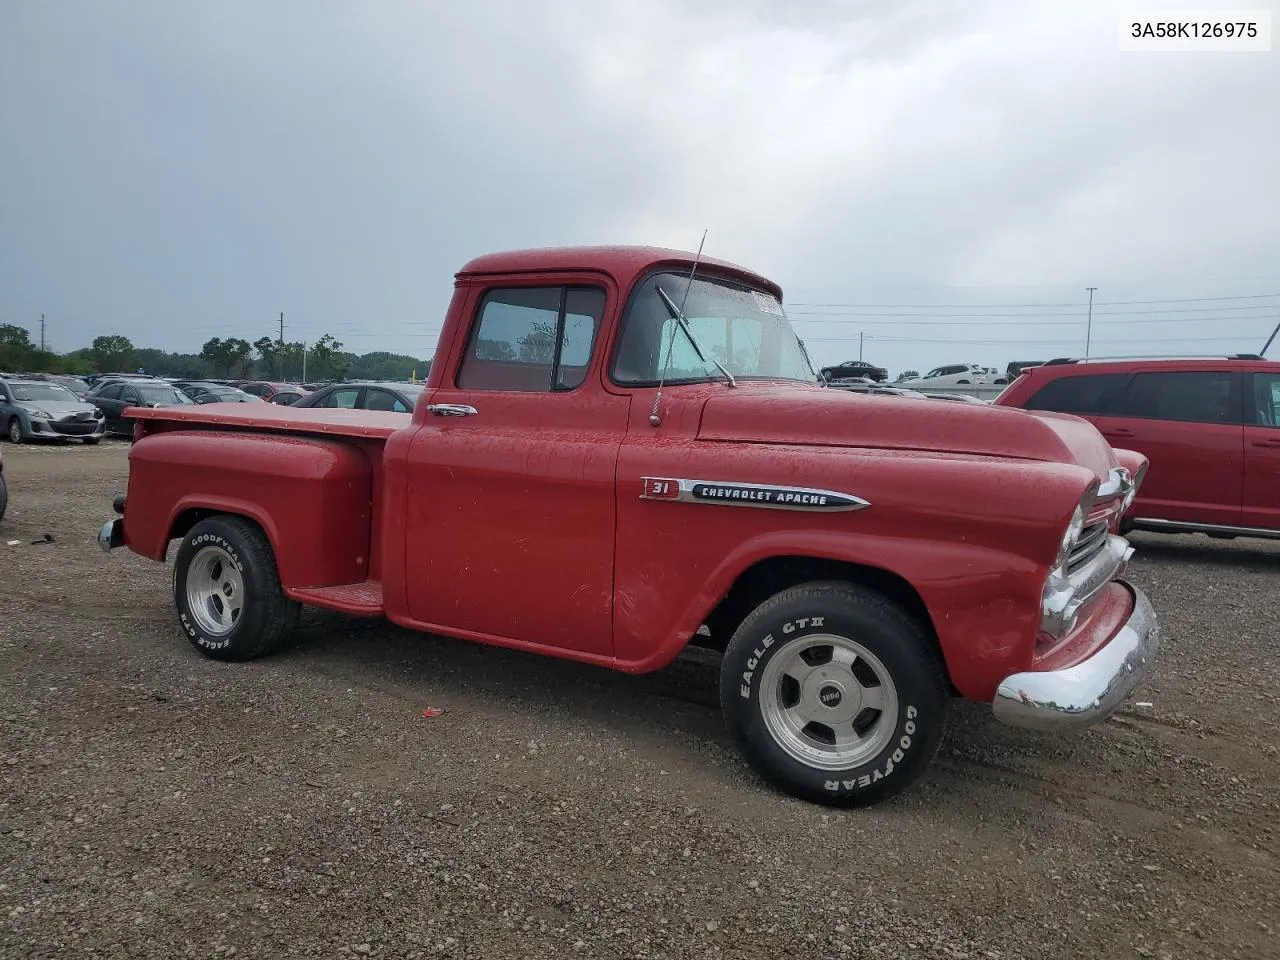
[124,431,374,589]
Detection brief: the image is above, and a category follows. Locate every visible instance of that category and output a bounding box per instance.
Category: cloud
[0,0,1277,375]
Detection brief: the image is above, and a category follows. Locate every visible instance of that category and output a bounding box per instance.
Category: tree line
[0,324,432,383]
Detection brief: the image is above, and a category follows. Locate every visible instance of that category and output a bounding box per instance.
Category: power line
[788,292,1280,309]
[803,333,1266,346]
[791,312,1278,327]
[788,302,1280,318]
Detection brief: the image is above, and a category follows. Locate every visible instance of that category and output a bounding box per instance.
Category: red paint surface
[116,245,1137,703]
[997,359,1280,529]
[126,431,374,589]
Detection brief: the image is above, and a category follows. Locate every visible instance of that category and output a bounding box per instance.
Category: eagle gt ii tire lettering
[719,581,949,806]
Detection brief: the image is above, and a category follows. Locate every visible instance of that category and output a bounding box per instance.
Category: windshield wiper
[655,285,737,388]
[795,336,821,384]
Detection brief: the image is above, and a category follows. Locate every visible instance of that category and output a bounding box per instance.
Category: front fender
[4,409,31,436]
[614,528,1044,699]
[611,444,1097,698]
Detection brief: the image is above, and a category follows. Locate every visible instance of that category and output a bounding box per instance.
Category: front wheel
[720,581,949,806]
[7,418,22,444]
[173,516,300,661]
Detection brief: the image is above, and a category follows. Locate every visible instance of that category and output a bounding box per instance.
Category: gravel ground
[1,442,1277,960]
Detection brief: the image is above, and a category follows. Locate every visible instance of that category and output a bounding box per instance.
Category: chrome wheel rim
[185,545,245,637]
[759,633,899,771]
[8,420,19,443]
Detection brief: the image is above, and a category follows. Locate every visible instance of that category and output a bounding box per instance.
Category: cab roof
[455,244,783,300]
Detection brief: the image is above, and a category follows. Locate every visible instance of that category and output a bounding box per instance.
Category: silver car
[0,378,107,444]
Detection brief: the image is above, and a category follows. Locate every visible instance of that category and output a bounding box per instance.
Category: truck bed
[130,403,410,440]
[126,403,407,617]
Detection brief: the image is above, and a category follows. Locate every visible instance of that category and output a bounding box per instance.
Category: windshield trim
[606,268,818,389]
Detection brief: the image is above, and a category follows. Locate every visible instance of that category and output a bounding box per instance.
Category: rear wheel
[720,581,949,806]
[7,418,21,444]
[173,516,300,661]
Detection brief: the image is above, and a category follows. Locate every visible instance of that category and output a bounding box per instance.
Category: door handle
[1103,429,1133,439]
[426,403,478,417]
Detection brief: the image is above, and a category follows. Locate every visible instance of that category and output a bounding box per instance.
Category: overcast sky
[2,0,1278,376]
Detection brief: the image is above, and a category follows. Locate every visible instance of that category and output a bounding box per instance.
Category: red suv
[995,354,1280,539]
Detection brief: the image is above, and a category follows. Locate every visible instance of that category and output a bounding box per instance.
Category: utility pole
[1085,287,1097,358]
[278,312,285,379]
[302,342,308,384]
[859,331,864,361]
[40,313,46,352]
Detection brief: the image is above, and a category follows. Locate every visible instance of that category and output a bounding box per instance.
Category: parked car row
[1,370,433,442]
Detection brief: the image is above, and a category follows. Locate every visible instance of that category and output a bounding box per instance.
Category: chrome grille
[1067,521,1109,574]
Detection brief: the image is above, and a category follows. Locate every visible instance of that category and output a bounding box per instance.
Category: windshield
[611,272,817,385]
[137,386,194,404]
[12,383,78,402]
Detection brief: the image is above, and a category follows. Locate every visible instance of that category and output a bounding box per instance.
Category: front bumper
[29,415,106,438]
[992,583,1158,732]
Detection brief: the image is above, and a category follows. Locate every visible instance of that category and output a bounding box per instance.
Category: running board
[1130,518,1280,541]
[286,580,385,616]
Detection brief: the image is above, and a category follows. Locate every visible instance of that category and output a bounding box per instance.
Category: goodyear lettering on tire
[181,532,243,649]
[823,706,918,793]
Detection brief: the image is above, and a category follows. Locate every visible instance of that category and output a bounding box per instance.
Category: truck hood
[696,386,1116,481]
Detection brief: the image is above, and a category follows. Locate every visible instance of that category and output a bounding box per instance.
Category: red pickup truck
[97,245,1159,806]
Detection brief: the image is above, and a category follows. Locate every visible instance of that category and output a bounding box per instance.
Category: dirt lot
[0,442,1277,960]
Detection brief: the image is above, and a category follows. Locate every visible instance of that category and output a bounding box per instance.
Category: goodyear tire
[720,581,949,807]
[173,516,300,662]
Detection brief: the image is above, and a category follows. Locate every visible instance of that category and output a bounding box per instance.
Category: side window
[243,383,268,397]
[122,387,141,405]
[457,286,604,392]
[557,289,605,390]
[1251,374,1280,427]
[0,385,10,402]
[1119,372,1239,424]
[1023,373,1129,415]
[392,395,412,413]
[99,383,123,400]
[363,389,399,412]
[319,388,360,409]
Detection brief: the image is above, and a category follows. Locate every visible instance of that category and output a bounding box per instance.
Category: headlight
[1055,504,1086,571]
[28,409,51,420]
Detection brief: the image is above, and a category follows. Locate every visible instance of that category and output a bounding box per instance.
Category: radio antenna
[649,229,707,427]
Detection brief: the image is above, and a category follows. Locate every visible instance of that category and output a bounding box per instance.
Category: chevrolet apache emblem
[640,477,870,512]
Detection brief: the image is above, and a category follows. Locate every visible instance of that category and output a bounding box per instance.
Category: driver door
[402,278,628,659]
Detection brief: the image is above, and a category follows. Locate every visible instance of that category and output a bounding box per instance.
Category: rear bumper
[97,517,124,552]
[992,582,1158,732]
